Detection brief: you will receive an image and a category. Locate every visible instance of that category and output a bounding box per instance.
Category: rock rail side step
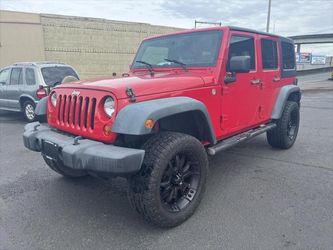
[207,123,276,156]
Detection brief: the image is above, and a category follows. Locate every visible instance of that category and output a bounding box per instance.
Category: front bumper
[23,122,145,175]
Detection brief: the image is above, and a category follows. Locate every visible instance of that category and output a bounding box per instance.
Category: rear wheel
[128,132,208,228]
[43,155,87,178]
[267,101,300,149]
[23,100,36,122]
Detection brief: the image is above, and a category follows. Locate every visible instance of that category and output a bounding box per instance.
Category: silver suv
[0,62,79,122]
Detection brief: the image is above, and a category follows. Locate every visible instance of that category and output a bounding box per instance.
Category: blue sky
[1,0,333,54]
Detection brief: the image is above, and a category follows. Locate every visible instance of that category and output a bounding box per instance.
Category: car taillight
[36,88,47,99]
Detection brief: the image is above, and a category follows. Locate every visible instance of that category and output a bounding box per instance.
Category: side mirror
[229,56,251,73]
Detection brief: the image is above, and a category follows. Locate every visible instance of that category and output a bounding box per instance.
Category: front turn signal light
[103,124,112,135]
[145,119,154,129]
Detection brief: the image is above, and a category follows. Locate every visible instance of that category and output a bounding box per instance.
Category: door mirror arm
[224,72,236,84]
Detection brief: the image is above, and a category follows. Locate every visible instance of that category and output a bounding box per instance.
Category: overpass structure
[289,33,333,53]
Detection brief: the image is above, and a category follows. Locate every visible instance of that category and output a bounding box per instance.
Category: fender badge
[71,90,80,96]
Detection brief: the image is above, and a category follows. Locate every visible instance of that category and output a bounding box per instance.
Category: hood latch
[126,87,136,103]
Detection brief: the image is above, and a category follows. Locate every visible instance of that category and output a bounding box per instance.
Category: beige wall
[0,10,182,79]
[0,10,45,66]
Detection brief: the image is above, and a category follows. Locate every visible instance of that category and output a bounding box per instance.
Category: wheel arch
[19,94,36,111]
[112,97,217,145]
[271,85,301,120]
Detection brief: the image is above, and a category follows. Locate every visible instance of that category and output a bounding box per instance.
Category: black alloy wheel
[160,154,200,212]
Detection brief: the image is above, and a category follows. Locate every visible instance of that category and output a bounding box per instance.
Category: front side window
[133,30,223,68]
[10,68,23,85]
[0,68,11,85]
[281,42,295,70]
[41,66,79,86]
[26,68,36,85]
[261,39,278,69]
[228,35,256,70]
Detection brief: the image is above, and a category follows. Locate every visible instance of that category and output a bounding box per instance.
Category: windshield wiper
[136,60,154,76]
[164,58,187,71]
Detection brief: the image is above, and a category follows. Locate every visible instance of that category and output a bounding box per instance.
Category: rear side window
[10,68,23,85]
[228,35,256,70]
[281,42,295,70]
[261,39,278,69]
[41,66,79,86]
[26,68,36,85]
[0,68,11,85]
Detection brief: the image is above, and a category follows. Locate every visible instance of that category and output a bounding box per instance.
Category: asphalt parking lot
[0,89,333,250]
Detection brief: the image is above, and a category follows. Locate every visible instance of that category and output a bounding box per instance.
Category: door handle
[250,79,262,85]
[273,77,280,82]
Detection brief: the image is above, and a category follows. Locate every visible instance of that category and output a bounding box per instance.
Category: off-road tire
[23,100,36,122]
[267,101,300,149]
[43,155,87,178]
[128,132,208,228]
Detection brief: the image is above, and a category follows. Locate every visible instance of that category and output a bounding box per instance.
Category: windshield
[132,30,223,69]
[41,66,79,86]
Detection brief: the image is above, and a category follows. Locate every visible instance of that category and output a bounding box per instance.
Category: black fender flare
[271,85,301,119]
[34,96,48,116]
[111,97,217,144]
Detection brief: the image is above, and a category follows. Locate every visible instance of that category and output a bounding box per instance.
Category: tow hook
[33,124,40,131]
[73,136,83,145]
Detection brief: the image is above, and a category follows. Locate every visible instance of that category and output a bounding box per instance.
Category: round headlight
[51,92,57,107]
[104,96,115,117]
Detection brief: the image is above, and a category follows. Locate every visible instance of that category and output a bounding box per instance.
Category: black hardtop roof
[228,26,294,43]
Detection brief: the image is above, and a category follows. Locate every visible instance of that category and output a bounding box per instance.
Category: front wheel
[128,132,208,228]
[267,101,300,149]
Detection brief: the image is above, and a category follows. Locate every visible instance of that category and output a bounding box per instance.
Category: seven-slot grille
[57,94,97,130]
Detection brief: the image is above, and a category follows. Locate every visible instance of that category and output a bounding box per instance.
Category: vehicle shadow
[0,110,25,123]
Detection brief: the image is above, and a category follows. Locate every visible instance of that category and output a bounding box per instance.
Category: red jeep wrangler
[23,26,300,227]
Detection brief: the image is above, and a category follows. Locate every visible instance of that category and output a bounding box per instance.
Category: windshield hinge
[126,87,136,103]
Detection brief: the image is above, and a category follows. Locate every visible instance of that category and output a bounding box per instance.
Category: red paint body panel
[47,26,296,144]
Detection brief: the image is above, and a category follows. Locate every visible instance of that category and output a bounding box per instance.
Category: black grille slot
[62,95,67,123]
[78,96,83,127]
[90,98,96,129]
[84,98,89,129]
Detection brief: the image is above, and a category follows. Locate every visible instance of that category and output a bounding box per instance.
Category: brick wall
[40,14,182,79]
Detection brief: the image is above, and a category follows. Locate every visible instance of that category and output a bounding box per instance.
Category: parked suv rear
[0,62,79,122]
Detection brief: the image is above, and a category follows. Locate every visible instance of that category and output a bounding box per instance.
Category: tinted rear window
[281,42,295,70]
[26,68,36,85]
[261,39,278,69]
[41,66,78,86]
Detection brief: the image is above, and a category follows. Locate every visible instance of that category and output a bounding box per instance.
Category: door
[7,67,23,110]
[258,35,280,121]
[220,32,262,137]
[0,68,11,109]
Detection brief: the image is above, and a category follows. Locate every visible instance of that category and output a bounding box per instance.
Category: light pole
[266,0,272,32]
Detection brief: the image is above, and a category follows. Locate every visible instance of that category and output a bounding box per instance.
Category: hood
[56,72,207,99]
